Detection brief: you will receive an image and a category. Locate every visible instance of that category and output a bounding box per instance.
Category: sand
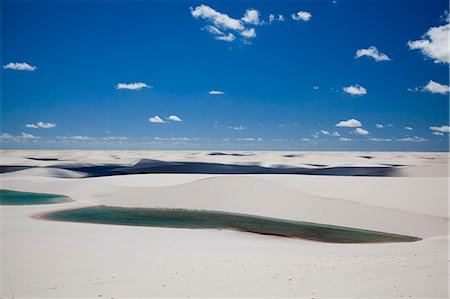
[0,150,448,298]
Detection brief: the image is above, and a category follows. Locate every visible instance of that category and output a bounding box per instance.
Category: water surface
[0,189,72,205]
[42,206,420,243]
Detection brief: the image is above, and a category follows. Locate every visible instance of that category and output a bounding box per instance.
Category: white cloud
[269,14,284,23]
[398,136,427,142]
[215,33,235,42]
[430,125,450,133]
[237,137,263,141]
[209,90,225,95]
[291,11,312,22]
[313,85,319,90]
[116,82,151,90]
[3,62,37,71]
[369,138,393,142]
[339,137,351,142]
[21,133,40,139]
[149,115,165,123]
[203,25,236,42]
[355,46,391,62]
[58,135,94,141]
[354,128,369,135]
[335,118,362,127]
[432,132,444,136]
[240,28,256,38]
[191,5,245,31]
[331,131,341,136]
[343,84,367,96]
[229,125,245,130]
[422,80,450,94]
[320,130,330,135]
[26,121,56,129]
[407,16,449,64]
[404,126,413,131]
[167,115,182,122]
[0,133,13,140]
[242,9,261,25]
[376,123,384,128]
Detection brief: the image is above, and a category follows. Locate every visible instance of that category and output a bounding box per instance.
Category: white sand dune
[0,150,448,298]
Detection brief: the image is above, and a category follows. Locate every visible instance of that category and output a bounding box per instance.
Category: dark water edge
[41,206,421,243]
[0,189,72,205]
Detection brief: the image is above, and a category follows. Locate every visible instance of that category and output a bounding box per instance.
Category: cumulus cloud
[291,11,312,21]
[191,5,244,31]
[229,125,245,130]
[269,14,284,23]
[343,84,367,96]
[432,132,444,136]
[20,133,40,139]
[339,137,351,142]
[354,128,369,135]
[407,15,449,64]
[404,126,413,131]
[209,90,225,95]
[241,9,261,25]
[422,80,450,94]
[149,115,165,123]
[313,85,319,90]
[167,115,182,122]
[335,118,362,127]
[203,25,236,42]
[376,123,384,128]
[116,82,151,90]
[240,28,256,38]
[430,125,450,133]
[355,46,391,62]
[26,121,56,129]
[3,62,37,71]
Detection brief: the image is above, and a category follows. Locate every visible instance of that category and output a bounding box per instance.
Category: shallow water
[42,206,420,243]
[0,189,72,205]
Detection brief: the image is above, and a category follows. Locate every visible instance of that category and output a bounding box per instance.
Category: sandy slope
[0,150,448,298]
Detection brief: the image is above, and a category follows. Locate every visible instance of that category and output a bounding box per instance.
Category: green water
[42,206,420,243]
[0,189,72,205]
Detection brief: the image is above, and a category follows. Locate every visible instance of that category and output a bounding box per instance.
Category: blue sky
[1,0,449,151]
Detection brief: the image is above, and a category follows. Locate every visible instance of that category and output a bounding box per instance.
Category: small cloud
[116,82,151,90]
[241,9,261,25]
[237,137,262,141]
[57,135,95,141]
[398,136,427,142]
[26,121,56,129]
[354,128,369,135]
[0,133,13,140]
[3,62,37,71]
[430,125,450,133]
[369,138,393,142]
[407,16,449,64]
[167,115,182,122]
[21,133,40,139]
[422,80,450,94]
[301,138,311,141]
[291,11,312,22]
[407,87,420,92]
[313,85,319,90]
[404,126,413,131]
[269,14,284,23]
[240,28,256,38]
[191,5,244,31]
[331,131,340,136]
[343,84,367,96]
[215,33,235,42]
[209,90,225,95]
[320,130,330,135]
[229,125,245,130]
[355,46,391,62]
[376,123,384,128]
[149,115,165,123]
[432,132,444,136]
[335,118,362,127]
[387,123,394,128]
[339,137,351,142]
